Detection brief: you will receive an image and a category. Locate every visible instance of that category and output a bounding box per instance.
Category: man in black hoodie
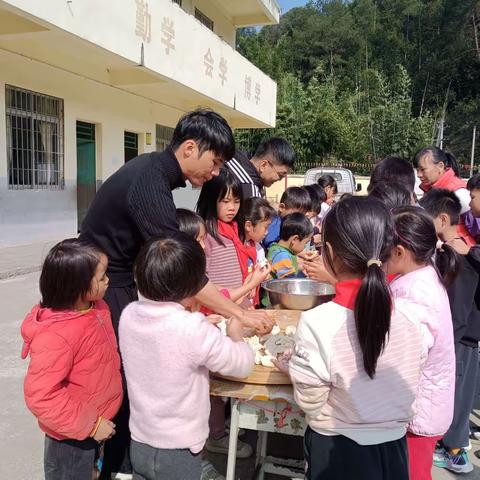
[226,137,296,199]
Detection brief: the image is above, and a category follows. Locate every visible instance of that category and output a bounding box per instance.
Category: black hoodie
[226,150,264,199]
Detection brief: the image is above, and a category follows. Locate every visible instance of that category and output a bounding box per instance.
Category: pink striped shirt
[204,233,243,290]
[289,279,428,445]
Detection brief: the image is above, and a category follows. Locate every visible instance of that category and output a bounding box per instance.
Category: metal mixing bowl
[262,278,335,311]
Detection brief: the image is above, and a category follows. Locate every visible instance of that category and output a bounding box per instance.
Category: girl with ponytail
[388,206,456,480]
[289,197,426,480]
[289,196,428,480]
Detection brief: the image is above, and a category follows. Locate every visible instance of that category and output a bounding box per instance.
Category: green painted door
[76,121,96,231]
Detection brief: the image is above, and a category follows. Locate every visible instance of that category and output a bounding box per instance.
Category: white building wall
[0,49,184,247]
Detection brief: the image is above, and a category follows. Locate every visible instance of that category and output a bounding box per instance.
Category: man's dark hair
[170,108,235,161]
[40,239,104,310]
[368,156,415,193]
[467,173,480,191]
[176,208,205,240]
[135,233,206,302]
[280,186,312,212]
[280,213,313,241]
[419,188,462,225]
[368,181,412,211]
[254,137,296,168]
[414,147,460,177]
[303,185,325,214]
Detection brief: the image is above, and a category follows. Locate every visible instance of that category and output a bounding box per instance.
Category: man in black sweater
[80,109,273,478]
[226,137,296,199]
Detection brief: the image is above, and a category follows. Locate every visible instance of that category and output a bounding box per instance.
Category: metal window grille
[124,131,138,149]
[156,124,174,151]
[195,8,214,31]
[5,85,64,189]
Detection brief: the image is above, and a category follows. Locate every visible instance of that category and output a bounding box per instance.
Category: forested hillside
[236,0,480,174]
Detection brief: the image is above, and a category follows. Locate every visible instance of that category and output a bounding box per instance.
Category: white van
[304,167,362,197]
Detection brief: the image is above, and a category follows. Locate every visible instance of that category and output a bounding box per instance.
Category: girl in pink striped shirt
[196,168,259,459]
[289,196,428,480]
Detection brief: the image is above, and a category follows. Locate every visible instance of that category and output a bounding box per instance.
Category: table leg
[226,399,240,480]
[255,431,268,480]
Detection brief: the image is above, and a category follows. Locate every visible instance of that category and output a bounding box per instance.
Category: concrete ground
[1,243,480,479]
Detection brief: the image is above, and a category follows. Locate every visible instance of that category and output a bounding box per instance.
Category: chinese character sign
[219,57,228,86]
[161,17,175,55]
[204,48,214,78]
[135,0,151,43]
[255,83,261,104]
[244,75,252,100]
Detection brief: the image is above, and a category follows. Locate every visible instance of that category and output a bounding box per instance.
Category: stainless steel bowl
[262,278,335,311]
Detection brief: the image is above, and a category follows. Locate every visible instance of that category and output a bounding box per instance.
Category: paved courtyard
[1,246,480,479]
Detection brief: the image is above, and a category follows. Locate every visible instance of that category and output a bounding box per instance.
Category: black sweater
[448,246,480,347]
[79,148,186,287]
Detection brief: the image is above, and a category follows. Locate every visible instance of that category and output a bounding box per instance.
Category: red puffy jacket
[21,300,123,441]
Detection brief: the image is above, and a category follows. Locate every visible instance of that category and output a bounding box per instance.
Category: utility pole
[470,125,477,177]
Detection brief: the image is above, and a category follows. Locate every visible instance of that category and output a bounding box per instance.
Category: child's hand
[226,316,245,342]
[247,263,272,288]
[206,314,223,325]
[303,256,336,285]
[272,348,293,374]
[92,418,116,442]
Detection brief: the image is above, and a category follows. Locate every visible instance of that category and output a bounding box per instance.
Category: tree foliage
[236,0,480,172]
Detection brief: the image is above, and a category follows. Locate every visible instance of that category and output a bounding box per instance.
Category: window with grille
[156,124,174,152]
[5,85,64,189]
[195,8,214,31]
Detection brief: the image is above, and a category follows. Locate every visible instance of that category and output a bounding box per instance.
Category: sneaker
[445,449,474,474]
[201,460,225,480]
[471,428,480,441]
[206,435,253,458]
[433,446,448,469]
[112,475,133,480]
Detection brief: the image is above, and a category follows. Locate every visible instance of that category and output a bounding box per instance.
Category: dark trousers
[130,440,202,480]
[44,435,98,480]
[100,284,138,479]
[304,427,409,480]
[442,343,479,449]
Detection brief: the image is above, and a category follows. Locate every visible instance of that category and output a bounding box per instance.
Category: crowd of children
[20,142,480,480]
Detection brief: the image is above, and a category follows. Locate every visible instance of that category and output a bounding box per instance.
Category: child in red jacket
[21,239,123,480]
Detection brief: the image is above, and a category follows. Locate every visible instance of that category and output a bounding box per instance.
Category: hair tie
[367,259,382,268]
[436,239,445,251]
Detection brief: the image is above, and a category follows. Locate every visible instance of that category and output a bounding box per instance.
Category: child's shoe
[206,434,253,458]
[201,460,225,480]
[444,449,474,474]
[433,446,448,469]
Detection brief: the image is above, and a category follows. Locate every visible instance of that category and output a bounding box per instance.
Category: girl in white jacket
[289,196,428,480]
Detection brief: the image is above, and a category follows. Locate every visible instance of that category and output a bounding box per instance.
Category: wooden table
[210,310,307,480]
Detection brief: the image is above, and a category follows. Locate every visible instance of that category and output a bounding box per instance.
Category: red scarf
[217,220,257,281]
[420,168,466,193]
